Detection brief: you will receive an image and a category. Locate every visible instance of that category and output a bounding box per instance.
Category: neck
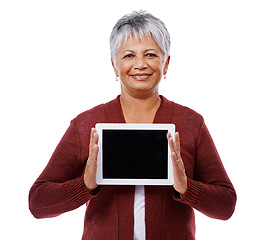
[120,90,161,123]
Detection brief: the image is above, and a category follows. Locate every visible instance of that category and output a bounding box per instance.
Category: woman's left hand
[167,132,188,196]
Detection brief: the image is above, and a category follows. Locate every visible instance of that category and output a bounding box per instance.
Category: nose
[134,56,147,70]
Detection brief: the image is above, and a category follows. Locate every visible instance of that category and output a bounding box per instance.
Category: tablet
[95,123,175,185]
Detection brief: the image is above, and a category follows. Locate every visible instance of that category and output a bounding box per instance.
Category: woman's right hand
[83,127,99,192]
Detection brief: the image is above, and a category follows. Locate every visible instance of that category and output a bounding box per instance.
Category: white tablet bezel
[95,123,175,185]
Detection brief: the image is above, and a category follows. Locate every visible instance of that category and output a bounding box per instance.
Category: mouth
[130,74,152,81]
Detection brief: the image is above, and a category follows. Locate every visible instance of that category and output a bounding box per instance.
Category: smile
[130,74,152,81]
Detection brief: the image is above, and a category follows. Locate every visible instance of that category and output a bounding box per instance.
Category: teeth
[133,75,149,76]
[132,75,150,80]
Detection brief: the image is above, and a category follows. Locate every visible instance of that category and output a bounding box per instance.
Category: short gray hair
[110,11,171,62]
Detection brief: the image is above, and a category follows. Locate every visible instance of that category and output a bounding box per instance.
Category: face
[112,35,170,98]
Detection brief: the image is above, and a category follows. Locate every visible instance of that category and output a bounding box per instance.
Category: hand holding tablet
[84,123,188,197]
[167,132,188,196]
[83,127,99,192]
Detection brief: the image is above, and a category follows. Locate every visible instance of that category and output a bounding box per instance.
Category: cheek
[153,64,164,75]
[148,59,164,72]
[118,62,133,76]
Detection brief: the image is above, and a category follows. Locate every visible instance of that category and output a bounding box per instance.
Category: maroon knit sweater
[29,96,236,240]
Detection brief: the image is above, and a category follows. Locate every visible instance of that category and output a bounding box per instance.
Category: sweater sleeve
[175,122,237,220]
[29,120,98,219]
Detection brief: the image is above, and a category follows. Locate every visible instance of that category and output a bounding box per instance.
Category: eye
[123,54,135,59]
[146,53,158,58]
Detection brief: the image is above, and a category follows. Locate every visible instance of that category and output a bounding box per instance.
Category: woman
[29,11,236,240]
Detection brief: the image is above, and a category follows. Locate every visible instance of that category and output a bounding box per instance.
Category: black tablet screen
[102,129,168,179]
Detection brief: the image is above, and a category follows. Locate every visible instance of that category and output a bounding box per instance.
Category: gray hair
[110,11,171,62]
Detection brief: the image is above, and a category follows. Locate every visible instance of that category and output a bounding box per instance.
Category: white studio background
[1,0,268,239]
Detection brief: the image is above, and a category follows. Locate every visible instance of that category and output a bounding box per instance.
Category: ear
[111,59,119,77]
[163,56,170,75]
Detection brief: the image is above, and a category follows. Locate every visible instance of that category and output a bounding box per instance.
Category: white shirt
[133,185,146,240]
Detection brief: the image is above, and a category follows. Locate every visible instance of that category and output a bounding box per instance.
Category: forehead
[119,35,162,52]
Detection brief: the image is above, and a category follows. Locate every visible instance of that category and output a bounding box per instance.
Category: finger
[168,135,178,160]
[172,152,183,168]
[172,154,183,181]
[168,132,183,164]
[88,128,99,165]
[171,152,177,162]
[90,144,99,159]
[167,132,172,140]
[167,132,175,152]
[93,132,99,145]
[174,132,181,153]
[89,128,99,151]
[89,128,96,151]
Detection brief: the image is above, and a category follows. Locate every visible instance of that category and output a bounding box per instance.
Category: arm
[169,123,236,220]
[29,121,99,219]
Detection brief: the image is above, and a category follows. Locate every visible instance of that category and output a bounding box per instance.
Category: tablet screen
[102,129,168,179]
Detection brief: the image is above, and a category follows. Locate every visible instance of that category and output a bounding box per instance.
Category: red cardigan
[29,96,236,240]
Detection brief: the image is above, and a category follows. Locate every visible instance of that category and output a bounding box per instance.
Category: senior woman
[29,11,236,240]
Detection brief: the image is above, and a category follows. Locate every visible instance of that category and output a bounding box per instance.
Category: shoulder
[75,103,106,123]
[172,101,204,124]
[161,96,205,144]
[71,97,119,133]
[162,96,204,125]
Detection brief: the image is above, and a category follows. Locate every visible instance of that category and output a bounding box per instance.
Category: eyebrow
[121,49,159,54]
[145,49,158,52]
[122,50,135,54]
